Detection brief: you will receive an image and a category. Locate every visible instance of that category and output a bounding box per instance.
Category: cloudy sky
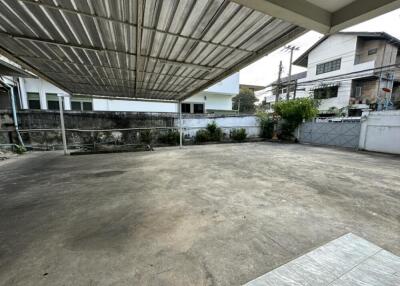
[239,9,400,87]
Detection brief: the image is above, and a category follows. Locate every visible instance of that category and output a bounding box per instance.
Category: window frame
[27,92,41,110]
[368,48,378,55]
[193,103,205,114]
[70,97,93,111]
[313,86,339,100]
[316,58,341,75]
[46,93,60,110]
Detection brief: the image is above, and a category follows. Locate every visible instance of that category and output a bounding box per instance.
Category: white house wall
[93,98,177,113]
[299,34,359,110]
[19,72,238,113]
[205,73,240,95]
[184,92,234,111]
[21,78,69,110]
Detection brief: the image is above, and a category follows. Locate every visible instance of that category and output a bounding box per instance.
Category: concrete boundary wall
[0,111,260,147]
[179,116,259,138]
[359,110,400,155]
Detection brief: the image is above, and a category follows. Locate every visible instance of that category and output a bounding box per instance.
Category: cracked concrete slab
[0,143,399,285]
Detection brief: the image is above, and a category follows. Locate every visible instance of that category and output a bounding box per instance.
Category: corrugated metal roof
[0,0,305,101]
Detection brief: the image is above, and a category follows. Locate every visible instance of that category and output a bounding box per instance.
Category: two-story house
[294,32,400,116]
[257,32,400,116]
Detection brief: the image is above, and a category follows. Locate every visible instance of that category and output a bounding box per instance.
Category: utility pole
[283,45,299,101]
[272,61,283,140]
[275,61,283,104]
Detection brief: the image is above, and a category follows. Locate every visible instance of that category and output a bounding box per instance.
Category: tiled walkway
[245,233,400,286]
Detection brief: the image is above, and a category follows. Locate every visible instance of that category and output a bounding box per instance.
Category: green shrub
[195,121,223,143]
[159,129,180,145]
[140,129,152,144]
[195,129,210,143]
[231,128,247,142]
[14,145,26,154]
[206,121,223,141]
[256,112,274,139]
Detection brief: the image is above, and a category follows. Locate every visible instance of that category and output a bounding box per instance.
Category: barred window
[316,59,341,75]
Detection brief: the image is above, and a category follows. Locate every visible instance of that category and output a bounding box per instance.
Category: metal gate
[298,122,361,149]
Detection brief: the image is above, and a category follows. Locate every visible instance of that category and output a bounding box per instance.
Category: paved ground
[0,143,399,286]
[246,233,400,285]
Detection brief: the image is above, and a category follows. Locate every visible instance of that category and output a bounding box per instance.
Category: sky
[239,8,400,87]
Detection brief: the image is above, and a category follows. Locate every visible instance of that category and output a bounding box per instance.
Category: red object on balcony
[382,88,391,92]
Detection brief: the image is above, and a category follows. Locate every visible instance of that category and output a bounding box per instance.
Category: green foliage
[232,88,258,113]
[256,112,274,139]
[230,128,247,142]
[206,121,223,141]
[158,129,180,145]
[14,145,26,154]
[195,129,210,143]
[274,98,318,139]
[195,121,223,143]
[140,129,152,144]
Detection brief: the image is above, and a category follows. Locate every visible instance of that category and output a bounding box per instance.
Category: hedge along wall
[0,110,260,148]
[178,116,260,139]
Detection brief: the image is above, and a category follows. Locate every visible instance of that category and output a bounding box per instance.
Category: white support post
[58,95,68,155]
[179,101,183,148]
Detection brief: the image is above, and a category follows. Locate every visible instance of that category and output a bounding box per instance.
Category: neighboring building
[1,54,239,114]
[257,32,400,116]
[294,32,400,116]
[14,72,239,114]
[255,72,307,111]
[240,84,266,93]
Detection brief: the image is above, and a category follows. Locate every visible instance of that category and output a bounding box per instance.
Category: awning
[0,0,398,101]
[310,82,341,90]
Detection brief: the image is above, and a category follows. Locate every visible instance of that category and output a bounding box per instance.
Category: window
[27,92,40,109]
[71,101,81,111]
[83,102,92,111]
[368,48,378,55]
[313,86,339,99]
[46,93,59,110]
[193,103,204,114]
[181,103,191,113]
[70,97,93,111]
[354,86,362,98]
[316,59,341,75]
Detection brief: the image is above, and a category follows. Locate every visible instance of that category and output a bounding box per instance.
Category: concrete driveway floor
[0,143,399,286]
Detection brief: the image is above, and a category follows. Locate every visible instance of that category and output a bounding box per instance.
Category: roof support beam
[331,0,400,33]
[135,0,143,97]
[232,0,400,35]
[231,0,331,34]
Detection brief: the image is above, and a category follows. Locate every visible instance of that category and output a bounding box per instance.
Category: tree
[274,98,318,138]
[232,88,258,113]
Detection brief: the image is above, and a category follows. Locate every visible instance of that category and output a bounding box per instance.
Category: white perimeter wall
[359,110,400,154]
[93,98,177,112]
[178,116,259,138]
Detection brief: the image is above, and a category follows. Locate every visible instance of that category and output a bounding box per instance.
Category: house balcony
[353,60,376,78]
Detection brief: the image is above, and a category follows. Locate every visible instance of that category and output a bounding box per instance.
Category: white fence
[359,110,400,155]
